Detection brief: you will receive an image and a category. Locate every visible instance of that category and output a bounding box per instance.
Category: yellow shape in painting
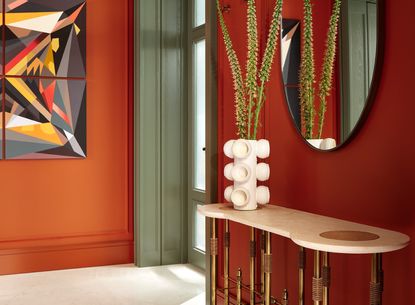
[8,78,36,104]
[44,46,56,75]
[10,123,63,145]
[21,125,35,132]
[51,38,60,52]
[27,58,43,75]
[39,123,55,135]
[74,23,81,35]
[6,12,58,23]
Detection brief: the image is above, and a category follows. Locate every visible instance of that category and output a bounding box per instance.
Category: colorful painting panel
[5,0,86,77]
[0,4,3,74]
[0,79,3,157]
[4,77,86,159]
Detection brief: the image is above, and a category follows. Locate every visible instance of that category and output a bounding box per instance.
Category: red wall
[0,0,134,275]
[217,0,415,304]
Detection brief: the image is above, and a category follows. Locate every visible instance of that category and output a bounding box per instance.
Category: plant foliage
[216,0,283,139]
[299,0,342,139]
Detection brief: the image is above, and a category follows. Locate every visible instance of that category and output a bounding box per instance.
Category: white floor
[0,264,205,305]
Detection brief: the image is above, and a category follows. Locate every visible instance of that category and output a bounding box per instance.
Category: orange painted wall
[217,0,414,304]
[0,0,134,275]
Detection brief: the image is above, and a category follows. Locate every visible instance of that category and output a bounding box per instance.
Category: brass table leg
[299,247,306,305]
[261,231,266,304]
[211,218,217,305]
[322,252,330,305]
[370,253,383,305]
[250,227,256,305]
[264,232,272,305]
[237,268,242,305]
[313,251,322,305]
[224,220,230,305]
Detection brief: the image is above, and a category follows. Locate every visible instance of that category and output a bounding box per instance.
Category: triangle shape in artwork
[41,80,56,112]
[7,12,63,34]
[64,130,86,157]
[6,139,59,159]
[38,141,84,158]
[67,26,85,77]
[6,114,41,128]
[8,122,64,146]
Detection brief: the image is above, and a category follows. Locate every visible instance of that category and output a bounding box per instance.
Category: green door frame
[134,8,217,303]
[135,0,188,267]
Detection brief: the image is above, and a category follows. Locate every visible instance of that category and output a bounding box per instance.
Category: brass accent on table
[261,230,266,304]
[250,227,256,305]
[237,268,242,305]
[264,232,272,305]
[313,251,322,304]
[320,230,379,241]
[299,247,306,305]
[211,218,217,305]
[322,252,330,305]
[370,253,383,305]
[224,220,230,305]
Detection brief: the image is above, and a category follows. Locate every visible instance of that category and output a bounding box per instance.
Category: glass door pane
[194,0,205,27]
[193,39,206,191]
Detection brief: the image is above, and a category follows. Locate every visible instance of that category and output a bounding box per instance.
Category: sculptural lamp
[223,139,270,210]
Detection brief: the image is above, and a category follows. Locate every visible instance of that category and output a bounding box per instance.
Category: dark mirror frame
[280,0,385,152]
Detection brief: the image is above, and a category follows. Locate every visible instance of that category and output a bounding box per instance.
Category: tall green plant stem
[216,0,282,140]
[252,81,265,139]
[246,0,258,139]
[299,0,315,139]
[317,0,342,138]
[216,0,247,138]
[253,0,283,139]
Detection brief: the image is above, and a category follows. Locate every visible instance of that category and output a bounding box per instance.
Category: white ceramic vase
[223,139,270,210]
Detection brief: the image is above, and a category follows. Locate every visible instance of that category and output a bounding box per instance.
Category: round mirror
[280,0,383,150]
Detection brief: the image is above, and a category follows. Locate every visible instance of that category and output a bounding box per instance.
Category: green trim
[136,0,187,267]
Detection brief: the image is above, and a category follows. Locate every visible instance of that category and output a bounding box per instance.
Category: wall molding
[0,240,134,275]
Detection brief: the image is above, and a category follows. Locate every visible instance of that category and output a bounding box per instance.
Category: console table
[198,203,410,305]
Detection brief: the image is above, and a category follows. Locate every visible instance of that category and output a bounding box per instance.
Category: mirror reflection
[281,0,378,150]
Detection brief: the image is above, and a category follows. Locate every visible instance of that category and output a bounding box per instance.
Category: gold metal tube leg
[299,247,306,305]
[237,268,242,305]
[264,232,272,305]
[211,218,217,305]
[322,252,330,305]
[261,230,266,303]
[224,220,230,305]
[370,253,382,305]
[378,254,383,305]
[250,227,256,305]
[313,251,322,305]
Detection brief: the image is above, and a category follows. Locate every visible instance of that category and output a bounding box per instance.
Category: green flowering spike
[216,0,247,138]
[246,0,258,139]
[317,0,342,138]
[246,0,258,95]
[252,0,283,139]
[259,0,283,83]
[299,0,316,139]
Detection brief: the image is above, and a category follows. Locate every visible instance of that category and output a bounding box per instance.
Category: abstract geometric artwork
[4,78,86,159]
[0,0,86,159]
[5,0,86,77]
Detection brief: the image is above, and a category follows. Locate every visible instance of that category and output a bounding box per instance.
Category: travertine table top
[198,204,410,254]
